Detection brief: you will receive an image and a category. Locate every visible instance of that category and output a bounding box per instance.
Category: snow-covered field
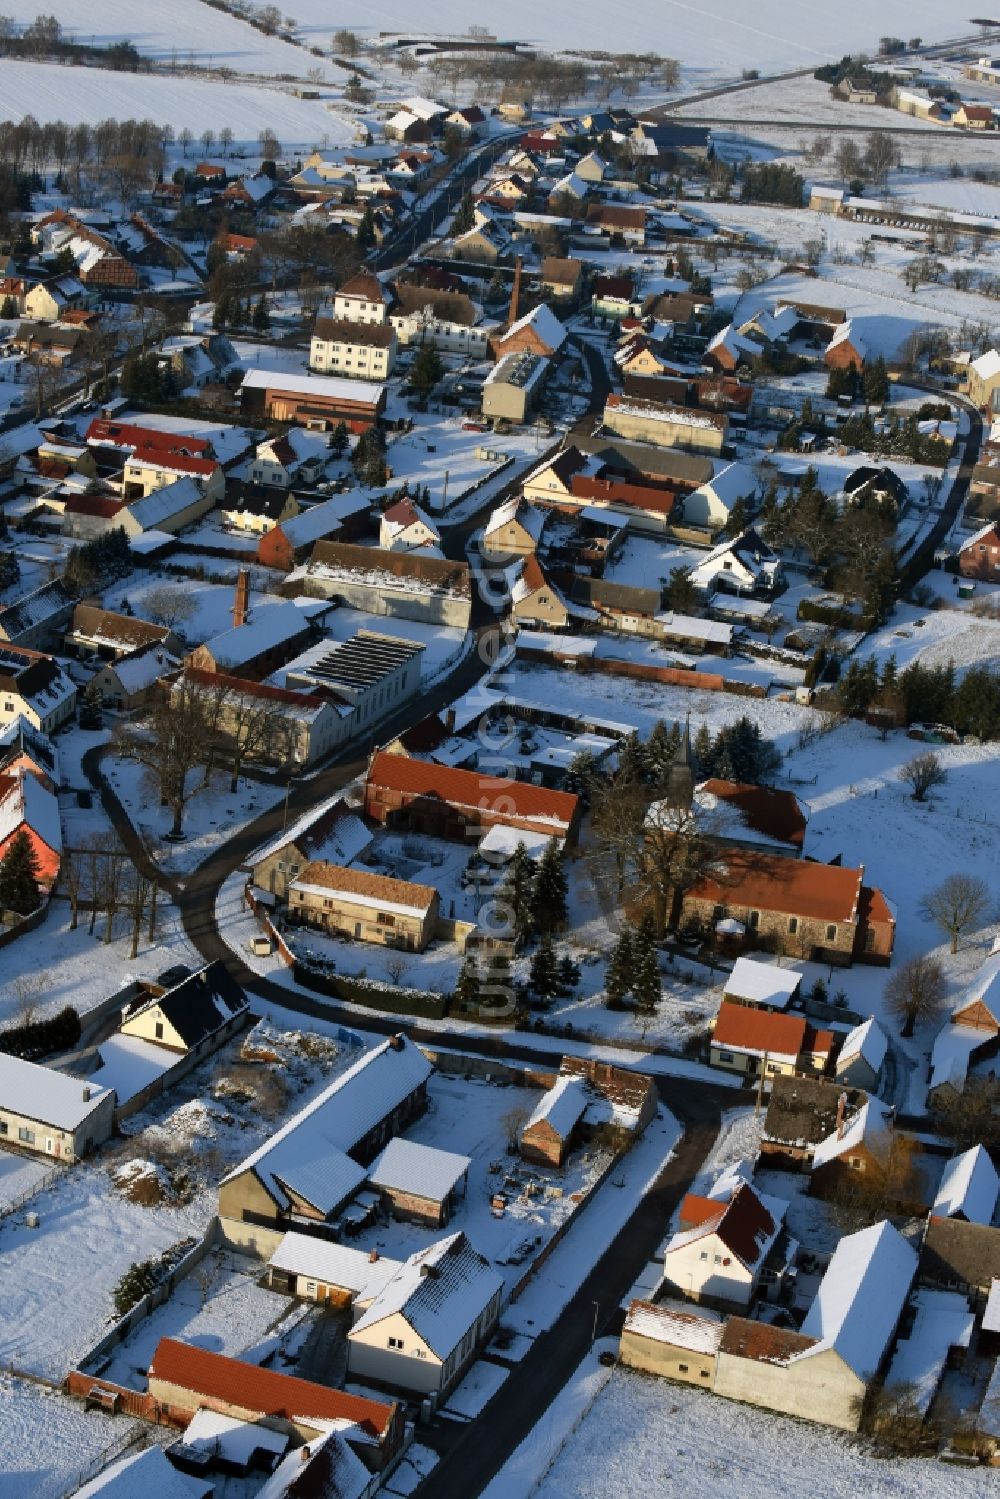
[0,59,352,144]
[291,4,968,78]
[0,0,335,78]
[102,575,282,649]
[532,1365,1000,1499]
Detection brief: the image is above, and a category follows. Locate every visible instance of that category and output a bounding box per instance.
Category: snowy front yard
[0,1378,142,1499]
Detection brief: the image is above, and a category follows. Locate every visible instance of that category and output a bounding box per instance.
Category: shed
[723,957,802,1012]
[834,1015,889,1093]
[519,1075,588,1166]
[368,1137,471,1227]
[619,1298,723,1385]
[932,1145,999,1226]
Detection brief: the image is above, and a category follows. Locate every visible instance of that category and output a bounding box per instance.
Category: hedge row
[0,1005,81,1060]
[293,963,447,1020]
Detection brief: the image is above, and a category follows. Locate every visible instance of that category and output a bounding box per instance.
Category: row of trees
[0,13,148,69]
[835,654,1000,740]
[739,162,805,207]
[63,529,132,595]
[499,839,569,947]
[578,716,780,799]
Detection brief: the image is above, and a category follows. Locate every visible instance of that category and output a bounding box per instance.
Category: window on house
[713,1254,723,1264]
[788,917,798,935]
[388,1336,404,1349]
[18,1127,34,1143]
[717,1051,734,1063]
[748,910,759,931]
[678,1363,689,1373]
[377,912,396,926]
[154,1022,163,1040]
[864,928,876,951]
[849,1156,865,1170]
[0,1121,6,1135]
[826,924,837,941]
[415,1348,427,1358]
[700,1369,710,1378]
[699,1250,709,1261]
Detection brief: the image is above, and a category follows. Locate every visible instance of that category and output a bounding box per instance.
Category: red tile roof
[367,750,579,831]
[690,850,864,923]
[713,1000,833,1061]
[593,275,634,299]
[699,779,807,850]
[719,1315,817,1362]
[84,419,218,477]
[570,474,677,517]
[673,1184,779,1270]
[183,667,333,711]
[148,1338,395,1437]
[63,494,125,519]
[677,1191,724,1228]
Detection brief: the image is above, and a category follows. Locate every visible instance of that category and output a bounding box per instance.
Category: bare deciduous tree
[501,1106,530,1152]
[884,953,946,1036]
[898,750,947,802]
[142,585,197,633]
[920,873,991,954]
[122,677,211,839]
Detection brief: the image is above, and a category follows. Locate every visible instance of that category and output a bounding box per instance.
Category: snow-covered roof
[257,1429,372,1499]
[724,957,802,1011]
[252,796,373,870]
[483,495,545,544]
[477,824,552,863]
[369,1137,471,1202]
[696,460,756,507]
[885,1288,975,1414]
[240,367,384,406]
[0,1053,111,1132]
[929,1023,992,1093]
[984,1278,1000,1335]
[624,1299,724,1354]
[350,1231,502,1359]
[812,1096,893,1171]
[971,348,1000,381]
[654,610,732,645]
[499,301,567,354]
[221,1034,432,1218]
[795,1220,917,1380]
[89,1033,173,1103]
[183,1409,289,1466]
[951,941,1000,1026]
[0,769,61,855]
[110,645,178,694]
[523,1074,589,1138]
[933,1145,999,1226]
[201,600,308,670]
[126,475,206,532]
[277,492,370,546]
[268,1231,402,1300]
[836,1016,888,1079]
[74,1446,210,1499]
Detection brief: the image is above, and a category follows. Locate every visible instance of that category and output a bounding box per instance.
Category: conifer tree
[532,838,568,934]
[530,933,560,998]
[0,829,41,916]
[453,955,481,1010]
[632,914,662,1013]
[605,926,634,1009]
[500,841,535,946]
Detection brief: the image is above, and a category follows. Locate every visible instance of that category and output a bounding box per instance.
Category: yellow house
[288,861,439,951]
[511,555,571,628]
[482,496,546,557]
[967,348,1000,408]
[119,962,249,1055]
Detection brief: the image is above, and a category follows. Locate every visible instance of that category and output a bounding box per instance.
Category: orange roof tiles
[690,850,863,923]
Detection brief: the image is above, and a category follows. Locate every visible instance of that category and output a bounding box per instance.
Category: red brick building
[364,750,581,844]
[958,522,1000,582]
[240,369,385,432]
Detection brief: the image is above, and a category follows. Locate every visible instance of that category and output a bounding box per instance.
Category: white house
[687,526,781,596]
[333,270,391,325]
[681,464,759,537]
[347,1231,503,1396]
[714,1220,918,1431]
[248,429,328,489]
[662,1179,787,1308]
[310,318,397,381]
[379,498,441,554]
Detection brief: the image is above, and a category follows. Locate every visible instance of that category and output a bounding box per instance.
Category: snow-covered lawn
[104,758,286,876]
[0,1150,51,1211]
[0,896,200,1030]
[859,599,1000,676]
[532,1365,1000,1499]
[95,1251,295,1390]
[0,1378,143,1499]
[381,414,542,517]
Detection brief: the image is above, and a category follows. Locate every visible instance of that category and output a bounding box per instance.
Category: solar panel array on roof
[300,632,422,691]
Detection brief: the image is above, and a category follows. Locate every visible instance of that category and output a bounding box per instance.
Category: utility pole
[755,1051,769,1115]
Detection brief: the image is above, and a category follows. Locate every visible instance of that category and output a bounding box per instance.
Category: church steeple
[666,714,695,810]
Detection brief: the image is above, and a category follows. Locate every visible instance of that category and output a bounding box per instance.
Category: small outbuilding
[619,1299,723,1386]
[368,1137,471,1226]
[519,1075,588,1166]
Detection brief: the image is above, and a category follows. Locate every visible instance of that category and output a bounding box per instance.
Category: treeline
[839,410,951,467]
[835,655,1000,740]
[422,49,676,108]
[63,529,132,594]
[572,715,781,796]
[0,1005,80,1061]
[0,115,167,186]
[0,13,149,70]
[739,162,804,207]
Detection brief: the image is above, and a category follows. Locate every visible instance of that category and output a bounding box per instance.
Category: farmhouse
[0,579,76,650]
[761,1076,869,1168]
[218,1033,432,1252]
[251,797,373,900]
[379,498,441,554]
[368,1138,471,1226]
[709,1002,834,1081]
[920,1215,1000,1300]
[0,1054,114,1161]
[713,1220,918,1431]
[256,492,370,572]
[809,1096,900,1205]
[482,497,547,557]
[958,521,1000,582]
[240,369,386,432]
[119,962,249,1057]
[967,348,1000,408]
[682,852,895,965]
[364,750,581,843]
[346,1232,503,1397]
[928,941,1000,1098]
[248,430,326,490]
[332,270,391,324]
[288,862,440,952]
[687,526,781,595]
[91,643,178,711]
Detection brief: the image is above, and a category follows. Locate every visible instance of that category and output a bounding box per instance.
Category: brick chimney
[836,1090,848,1138]
[506,255,523,330]
[369,1248,379,1263]
[232,568,250,629]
